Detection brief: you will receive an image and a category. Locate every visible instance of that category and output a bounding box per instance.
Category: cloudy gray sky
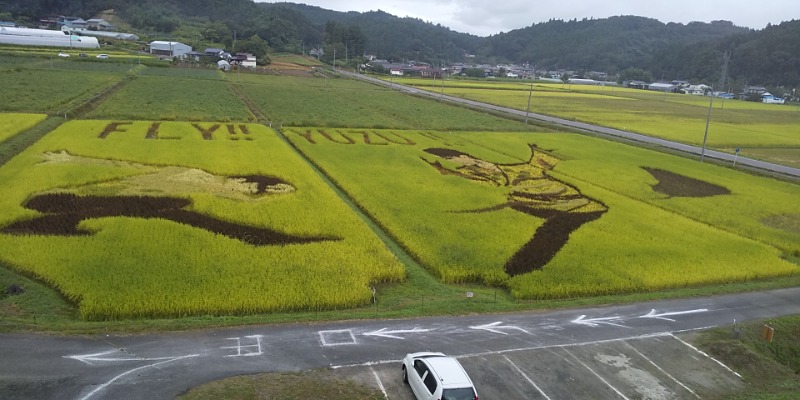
[256,1,797,36]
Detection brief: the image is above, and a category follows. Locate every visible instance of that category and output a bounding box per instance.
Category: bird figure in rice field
[422,144,607,276]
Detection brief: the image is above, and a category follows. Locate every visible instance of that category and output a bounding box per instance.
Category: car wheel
[402,365,408,384]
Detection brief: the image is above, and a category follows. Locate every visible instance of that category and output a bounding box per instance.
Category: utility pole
[700,90,714,162]
[525,78,534,124]
[719,50,731,109]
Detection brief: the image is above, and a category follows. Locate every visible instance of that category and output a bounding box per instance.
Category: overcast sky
[255,1,797,36]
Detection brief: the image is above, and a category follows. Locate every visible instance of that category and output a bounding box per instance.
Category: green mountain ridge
[1,0,798,87]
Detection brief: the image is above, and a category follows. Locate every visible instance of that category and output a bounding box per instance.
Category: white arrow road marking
[469,321,530,335]
[65,349,186,366]
[362,327,432,339]
[571,315,627,328]
[639,308,709,322]
[65,350,200,400]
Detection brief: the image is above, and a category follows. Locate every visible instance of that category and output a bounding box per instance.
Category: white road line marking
[318,329,358,346]
[331,332,675,369]
[624,341,700,398]
[670,334,743,379]
[370,366,388,399]
[77,354,199,400]
[563,348,631,400]
[501,354,552,400]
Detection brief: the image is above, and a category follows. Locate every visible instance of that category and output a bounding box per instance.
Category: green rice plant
[0,121,404,319]
[86,76,253,121]
[233,74,534,131]
[0,68,122,113]
[287,128,799,299]
[0,113,47,143]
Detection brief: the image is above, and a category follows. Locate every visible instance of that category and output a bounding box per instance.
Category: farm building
[149,41,192,58]
[625,80,649,90]
[0,26,99,48]
[648,82,678,92]
[231,53,257,69]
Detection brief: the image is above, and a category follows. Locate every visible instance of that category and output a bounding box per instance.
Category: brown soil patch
[425,148,470,158]
[643,167,731,197]
[2,193,338,246]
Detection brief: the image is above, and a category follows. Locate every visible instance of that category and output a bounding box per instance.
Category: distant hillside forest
[2,0,798,87]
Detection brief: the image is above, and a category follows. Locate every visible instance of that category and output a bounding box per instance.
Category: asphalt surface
[1,287,799,399]
[341,70,800,180]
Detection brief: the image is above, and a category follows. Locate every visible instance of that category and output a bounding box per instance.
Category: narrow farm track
[275,127,438,288]
[0,116,64,167]
[228,82,266,123]
[343,70,800,180]
[62,72,137,119]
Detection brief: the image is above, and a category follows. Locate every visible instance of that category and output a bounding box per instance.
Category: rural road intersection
[1,287,799,399]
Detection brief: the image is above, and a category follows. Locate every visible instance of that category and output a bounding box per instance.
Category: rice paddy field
[0,113,47,143]
[286,128,800,299]
[0,56,798,325]
[233,73,536,131]
[86,74,254,121]
[391,77,800,167]
[0,120,403,319]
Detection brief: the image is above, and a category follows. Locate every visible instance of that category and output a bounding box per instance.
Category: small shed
[217,60,231,71]
[149,41,192,58]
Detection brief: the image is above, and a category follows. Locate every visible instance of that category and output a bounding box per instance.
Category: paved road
[1,287,798,399]
[341,70,800,179]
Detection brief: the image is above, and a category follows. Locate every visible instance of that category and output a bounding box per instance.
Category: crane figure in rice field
[1,151,338,246]
[423,145,607,276]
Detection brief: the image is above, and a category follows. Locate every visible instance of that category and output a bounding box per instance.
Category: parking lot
[335,333,743,399]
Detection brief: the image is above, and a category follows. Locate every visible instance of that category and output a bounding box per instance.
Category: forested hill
[478,17,748,72]
[1,0,798,86]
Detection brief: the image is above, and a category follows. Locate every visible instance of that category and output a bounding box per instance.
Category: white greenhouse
[0,27,99,48]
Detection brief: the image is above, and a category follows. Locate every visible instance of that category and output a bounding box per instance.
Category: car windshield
[442,387,475,400]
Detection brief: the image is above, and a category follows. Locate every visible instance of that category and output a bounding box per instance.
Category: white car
[96,54,109,59]
[402,352,478,400]
[57,52,70,57]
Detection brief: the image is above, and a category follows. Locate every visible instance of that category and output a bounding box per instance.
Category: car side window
[423,370,438,393]
[413,359,428,377]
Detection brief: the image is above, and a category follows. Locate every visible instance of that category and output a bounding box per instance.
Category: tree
[617,67,653,83]
[463,68,485,78]
[238,34,271,61]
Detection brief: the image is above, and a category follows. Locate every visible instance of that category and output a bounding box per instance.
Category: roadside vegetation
[694,315,800,399]
[177,369,384,400]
